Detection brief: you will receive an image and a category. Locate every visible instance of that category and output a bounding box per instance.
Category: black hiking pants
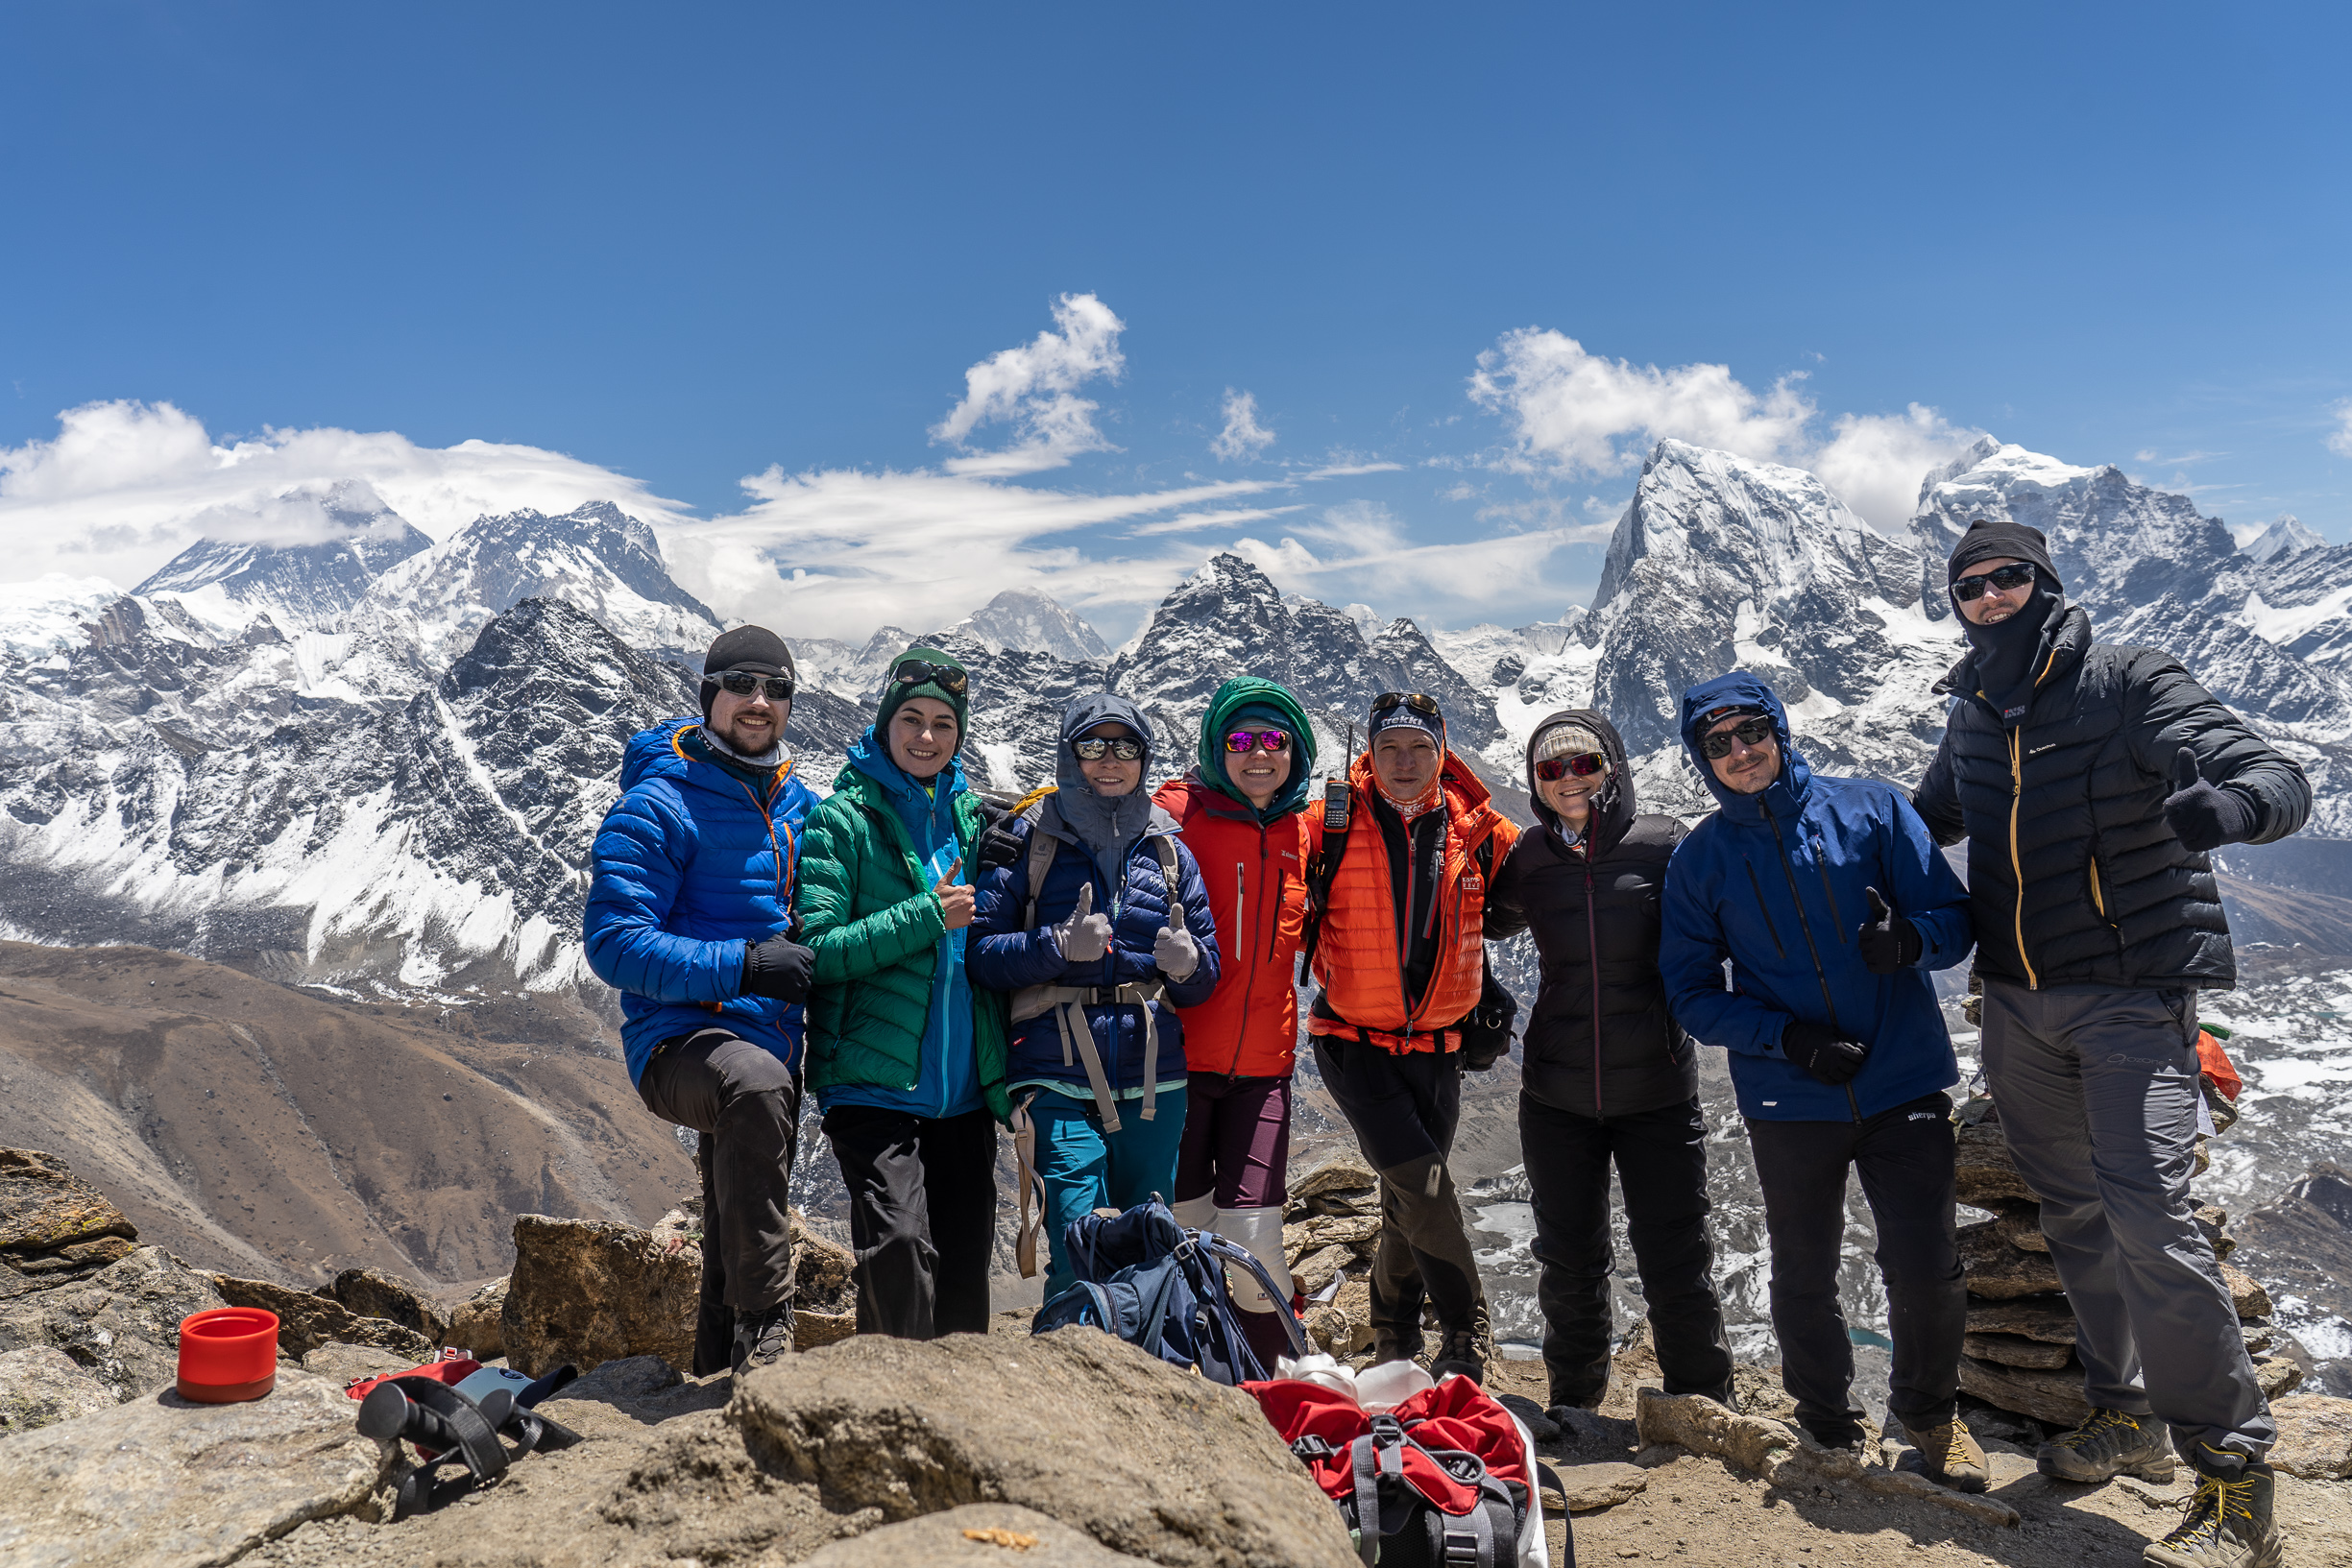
[1313,1034,1487,1344]
[1520,1093,1734,1409]
[638,1030,801,1372]
[822,1104,999,1339]
[1745,1091,1965,1437]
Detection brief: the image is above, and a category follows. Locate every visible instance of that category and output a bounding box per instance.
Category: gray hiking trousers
[1979,980,2273,1465]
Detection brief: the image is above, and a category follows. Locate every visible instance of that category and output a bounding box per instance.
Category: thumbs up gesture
[1052,882,1114,963]
[2162,745,2254,853]
[1855,885,1923,975]
[1152,924,1200,981]
[935,856,976,929]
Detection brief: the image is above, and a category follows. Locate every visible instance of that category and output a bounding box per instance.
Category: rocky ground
[5,1144,2350,1567]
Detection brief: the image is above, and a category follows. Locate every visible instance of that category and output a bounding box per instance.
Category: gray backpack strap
[1152,833,1186,935]
[1022,796,1061,931]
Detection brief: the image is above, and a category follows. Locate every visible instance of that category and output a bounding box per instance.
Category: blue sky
[2,1,2347,640]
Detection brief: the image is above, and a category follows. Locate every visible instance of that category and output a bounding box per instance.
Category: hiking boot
[730,1302,793,1375]
[2144,1462,2281,1568]
[1427,1328,1485,1385]
[1804,1420,1872,1459]
[1901,1417,1990,1492]
[1368,1328,1424,1366]
[2039,1407,2176,1484]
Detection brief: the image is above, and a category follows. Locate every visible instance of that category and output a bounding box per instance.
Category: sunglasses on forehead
[1534,753,1607,782]
[889,659,968,694]
[1224,729,1292,754]
[714,670,795,701]
[1072,736,1145,761]
[1699,716,1776,760]
[1952,562,2037,602]
[1371,691,1441,718]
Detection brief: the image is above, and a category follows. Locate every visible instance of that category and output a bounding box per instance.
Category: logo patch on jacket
[1459,875,1483,893]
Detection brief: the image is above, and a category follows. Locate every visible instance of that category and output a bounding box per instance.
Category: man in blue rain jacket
[1659,671,1982,1488]
[584,625,820,1377]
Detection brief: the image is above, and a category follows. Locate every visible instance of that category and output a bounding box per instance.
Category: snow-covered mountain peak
[133,484,432,638]
[938,588,1109,661]
[0,575,126,663]
[2242,514,2326,566]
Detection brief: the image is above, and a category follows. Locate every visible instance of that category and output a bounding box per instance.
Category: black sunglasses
[1699,716,1777,760]
[1952,562,2037,602]
[889,659,968,694]
[1534,753,1607,782]
[1371,691,1441,718]
[1072,736,1145,761]
[714,670,795,701]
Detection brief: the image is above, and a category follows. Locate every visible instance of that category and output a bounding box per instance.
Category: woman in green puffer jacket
[797,645,1009,1340]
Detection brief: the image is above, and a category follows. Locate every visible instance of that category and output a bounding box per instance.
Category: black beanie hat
[698,625,795,720]
[1947,518,2062,593]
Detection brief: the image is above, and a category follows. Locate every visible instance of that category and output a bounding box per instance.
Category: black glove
[974,803,1024,874]
[1457,966,1518,1072]
[1781,1020,1869,1086]
[2163,746,2256,854]
[740,934,815,1002]
[1855,886,1922,975]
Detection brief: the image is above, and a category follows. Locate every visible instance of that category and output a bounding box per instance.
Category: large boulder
[0,1346,114,1435]
[329,1266,449,1344]
[208,1274,432,1363]
[445,1276,507,1360]
[0,1148,138,1260]
[0,1245,224,1403]
[0,1365,398,1567]
[501,1214,699,1377]
[2268,1392,2352,1480]
[729,1326,1356,1568]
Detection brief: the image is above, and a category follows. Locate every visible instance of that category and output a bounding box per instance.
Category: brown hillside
[0,942,691,1288]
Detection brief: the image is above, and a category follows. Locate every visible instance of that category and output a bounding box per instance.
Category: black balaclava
[1948,518,2065,727]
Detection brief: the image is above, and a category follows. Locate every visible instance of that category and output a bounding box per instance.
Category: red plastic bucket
[177,1307,279,1402]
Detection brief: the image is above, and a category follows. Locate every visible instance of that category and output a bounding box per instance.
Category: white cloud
[1467,329,1985,530]
[930,294,1127,476]
[2328,400,2352,458]
[0,398,693,589]
[1211,389,1274,462]
[1469,329,1813,475]
[1811,405,1988,534]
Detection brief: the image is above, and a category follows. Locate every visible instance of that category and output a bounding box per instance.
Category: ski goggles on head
[1223,729,1292,754]
[1952,561,2038,602]
[1071,736,1145,761]
[1370,690,1442,719]
[1698,716,1777,760]
[713,670,795,701]
[888,659,968,693]
[1533,752,1607,782]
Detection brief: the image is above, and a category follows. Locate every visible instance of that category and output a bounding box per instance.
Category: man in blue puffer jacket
[584,625,821,1376]
[1659,672,1982,1486]
[969,692,1221,1299]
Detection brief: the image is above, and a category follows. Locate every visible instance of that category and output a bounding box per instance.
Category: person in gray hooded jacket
[969,692,1221,1300]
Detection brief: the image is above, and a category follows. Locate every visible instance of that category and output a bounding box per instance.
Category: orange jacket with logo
[1308,753,1516,1050]
[1154,772,1317,1078]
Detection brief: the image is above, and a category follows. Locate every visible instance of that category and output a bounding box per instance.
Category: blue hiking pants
[1030,1085,1189,1299]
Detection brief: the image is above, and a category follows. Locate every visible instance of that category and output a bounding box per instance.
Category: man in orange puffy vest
[1156,676,1320,1370]
[1307,690,1517,1383]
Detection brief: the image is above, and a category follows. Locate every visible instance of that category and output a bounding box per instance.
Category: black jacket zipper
[1764,811,1862,1123]
[1585,853,1603,1118]
[1744,861,1788,957]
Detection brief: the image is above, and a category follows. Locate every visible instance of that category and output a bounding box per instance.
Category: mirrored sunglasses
[1370,690,1441,717]
[889,659,968,693]
[1071,736,1144,761]
[1534,753,1607,782]
[1699,716,1777,760]
[1952,562,2037,602]
[715,671,795,701]
[1224,729,1292,754]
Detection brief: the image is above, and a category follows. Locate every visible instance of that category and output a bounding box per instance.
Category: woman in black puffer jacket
[1486,709,1733,1413]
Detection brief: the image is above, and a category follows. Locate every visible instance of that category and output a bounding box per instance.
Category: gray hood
[1051,691,1174,863]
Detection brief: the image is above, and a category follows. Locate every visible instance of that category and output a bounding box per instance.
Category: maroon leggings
[1173,1073,1292,1209]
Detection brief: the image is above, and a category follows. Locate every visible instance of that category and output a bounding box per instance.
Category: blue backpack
[1031,1195,1308,1385]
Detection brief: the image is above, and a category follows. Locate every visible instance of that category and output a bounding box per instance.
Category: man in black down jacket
[1913,519,2311,1568]
[1487,709,1734,1414]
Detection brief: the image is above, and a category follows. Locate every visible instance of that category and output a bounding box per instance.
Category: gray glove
[1152,925,1199,981]
[1053,882,1114,964]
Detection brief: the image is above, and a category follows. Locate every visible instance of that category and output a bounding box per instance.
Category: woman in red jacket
[1153,677,1317,1367]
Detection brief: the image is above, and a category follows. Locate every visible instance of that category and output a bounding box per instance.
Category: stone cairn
[1282,1146,1385,1357]
[1952,1102,2303,1428]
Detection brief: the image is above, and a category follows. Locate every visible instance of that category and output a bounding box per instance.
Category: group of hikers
[584,516,2310,1568]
